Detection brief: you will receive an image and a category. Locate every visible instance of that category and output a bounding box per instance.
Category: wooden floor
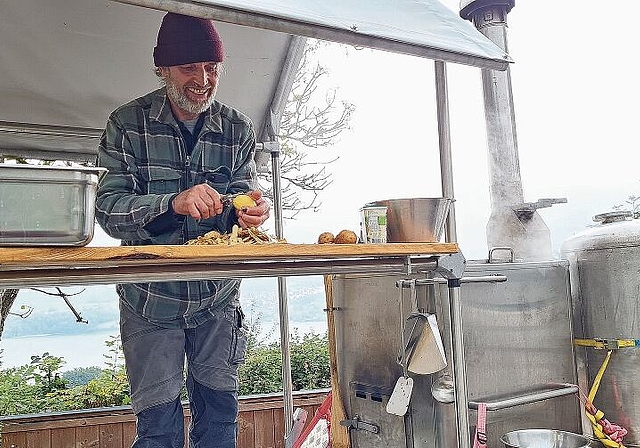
[0,390,327,448]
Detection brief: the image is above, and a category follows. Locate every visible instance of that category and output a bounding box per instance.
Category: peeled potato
[232,194,256,210]
[334,229,358,244]
[317,232,335,244]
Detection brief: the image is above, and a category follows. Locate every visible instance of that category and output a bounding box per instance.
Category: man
[95,12,270,448]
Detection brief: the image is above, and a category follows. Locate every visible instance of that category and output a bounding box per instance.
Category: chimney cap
[460,0,515,21]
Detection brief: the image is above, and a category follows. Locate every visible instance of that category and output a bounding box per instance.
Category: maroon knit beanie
[153,13,225,67]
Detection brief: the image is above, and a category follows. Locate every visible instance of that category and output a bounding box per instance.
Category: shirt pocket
[138,166,182,195]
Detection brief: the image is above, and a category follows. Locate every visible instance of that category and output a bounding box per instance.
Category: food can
[360,205,387,243]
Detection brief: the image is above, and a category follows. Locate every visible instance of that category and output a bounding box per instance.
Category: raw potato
[317,232,335,244]
[334,229,358,244]
[232,194,256,210]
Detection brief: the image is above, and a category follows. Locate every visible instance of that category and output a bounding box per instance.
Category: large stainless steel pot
[561,211,640,446]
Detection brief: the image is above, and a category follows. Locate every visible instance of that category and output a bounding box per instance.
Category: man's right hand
[171,183,223,220]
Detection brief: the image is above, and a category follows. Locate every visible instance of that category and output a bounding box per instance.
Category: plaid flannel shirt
[95,87,257,328]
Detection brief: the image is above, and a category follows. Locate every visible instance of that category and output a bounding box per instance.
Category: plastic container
[360,205,387,243]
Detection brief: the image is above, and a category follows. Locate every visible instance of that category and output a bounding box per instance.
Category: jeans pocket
[228,306,248,365]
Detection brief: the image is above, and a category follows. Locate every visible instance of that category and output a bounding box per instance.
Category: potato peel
[185,225,285,245]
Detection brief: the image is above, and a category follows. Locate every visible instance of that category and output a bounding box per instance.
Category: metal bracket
[255,140,280,174]
[512,197,567,221]
[262,140,280,154]
[403,256,413,275]
[434,251,466,280]
[340,415,380,434]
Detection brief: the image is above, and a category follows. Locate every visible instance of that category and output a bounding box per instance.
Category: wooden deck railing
[0,389,329,448]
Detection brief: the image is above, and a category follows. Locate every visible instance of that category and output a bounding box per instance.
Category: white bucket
[360,206,387,243]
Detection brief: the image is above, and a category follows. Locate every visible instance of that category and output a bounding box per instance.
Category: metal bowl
[368,197,452,243]
[500,429,590,448]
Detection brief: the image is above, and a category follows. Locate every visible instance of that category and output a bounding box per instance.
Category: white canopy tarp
[204,0,510,66]
[120,0,511,70]
[0,0,510,161]
[0,0,295,161]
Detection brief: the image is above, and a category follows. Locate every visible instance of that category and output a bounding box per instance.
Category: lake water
[0,320,328,371]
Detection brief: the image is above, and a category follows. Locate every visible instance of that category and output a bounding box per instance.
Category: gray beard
[164,77,216,116]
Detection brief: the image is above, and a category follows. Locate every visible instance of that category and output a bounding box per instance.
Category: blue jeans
[120,301,247,448]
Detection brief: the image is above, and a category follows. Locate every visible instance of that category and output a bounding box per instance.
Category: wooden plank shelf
[0,243,461,289]
[0,242,459,267]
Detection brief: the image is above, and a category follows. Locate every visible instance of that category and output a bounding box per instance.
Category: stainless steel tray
[0,164,105,246]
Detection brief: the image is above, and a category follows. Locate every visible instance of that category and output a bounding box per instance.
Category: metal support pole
[448,279,471,448]
[277,276,293,432]
[434,66,469,448]
[432,252,468,448]
[269,143,295,432]
[434,61,457,243]
[259,38,306,435]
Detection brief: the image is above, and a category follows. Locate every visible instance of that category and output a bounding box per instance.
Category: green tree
[290,331,330,391]
[238,342,283,395]
[0,328,330,415]
[62,366,103,388]
[0,364,42,415]
[29,352,67,394]
[0,341,130,413]
[103,334,124,372]
[47,368,130,411]
[0,352,69,414]
[238,329,330,395]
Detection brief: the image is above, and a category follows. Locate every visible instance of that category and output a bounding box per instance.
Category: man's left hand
[237,190,270,228]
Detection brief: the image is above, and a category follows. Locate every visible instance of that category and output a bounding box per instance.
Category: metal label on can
[360,206,387,243]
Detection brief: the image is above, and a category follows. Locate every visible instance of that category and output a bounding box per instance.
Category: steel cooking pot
[500,429,590,448]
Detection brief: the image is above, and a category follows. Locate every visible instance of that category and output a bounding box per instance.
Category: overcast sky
[93,0,640,261]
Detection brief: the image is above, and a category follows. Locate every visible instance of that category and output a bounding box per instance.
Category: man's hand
[237,190,270,228]
[171,183,223,220]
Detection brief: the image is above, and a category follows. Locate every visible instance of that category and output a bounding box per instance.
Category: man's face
[159,62,221,120]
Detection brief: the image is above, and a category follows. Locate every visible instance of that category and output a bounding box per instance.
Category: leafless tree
[1,287,88,342]
[0,289,19,339]
[259,41,355,218]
